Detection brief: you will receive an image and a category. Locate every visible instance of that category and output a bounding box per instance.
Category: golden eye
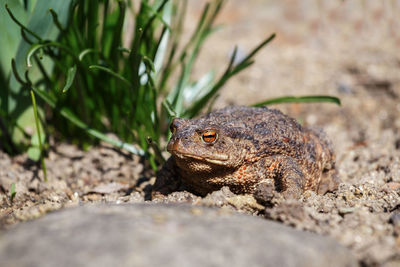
[202,130,218,144]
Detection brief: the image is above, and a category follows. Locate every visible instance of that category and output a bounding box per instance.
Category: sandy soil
[1,1,400,266]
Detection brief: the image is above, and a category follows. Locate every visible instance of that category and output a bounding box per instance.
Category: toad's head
[167,117,247,173]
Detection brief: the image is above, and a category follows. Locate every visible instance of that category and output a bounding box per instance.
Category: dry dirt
[1,1,400,266]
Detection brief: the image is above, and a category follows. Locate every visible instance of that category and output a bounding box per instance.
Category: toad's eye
[201,130,218,144]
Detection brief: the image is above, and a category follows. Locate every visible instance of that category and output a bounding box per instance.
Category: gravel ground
[1,1,400,266]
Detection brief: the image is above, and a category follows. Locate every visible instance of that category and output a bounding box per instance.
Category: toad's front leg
[253,156,306,202]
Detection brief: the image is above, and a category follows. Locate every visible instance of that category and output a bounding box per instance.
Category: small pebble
[389,212,400,227]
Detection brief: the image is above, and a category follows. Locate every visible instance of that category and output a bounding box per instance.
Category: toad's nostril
[167,138,179,152]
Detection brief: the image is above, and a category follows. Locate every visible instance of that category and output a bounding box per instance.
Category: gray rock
[0,204,357,267]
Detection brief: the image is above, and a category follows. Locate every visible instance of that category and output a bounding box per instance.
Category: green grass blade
[153,26,170,74]
[184,70,215,103]
[162,99,177,117]
[10,183,16,202]
[109,0,125,68]
[153,1,172,74]
[26,42,78,68]
[229,60,254,76]
[238,33,275,66]
[225,46,238,74]
[141,0,171,31]
[78,49,99,61]
[30,89,47,182]
[88,65,132,87]
[5,3,41,41]
[184,60,253,118]
[11,59,28,85]
[156,1,185,92]
[252,95,341,107]
[180,2,209,57]
[86,0,99,49]
[62,65,77,93]
[146,136,165,164]
[49,8,65,32]
[140,0,170,44]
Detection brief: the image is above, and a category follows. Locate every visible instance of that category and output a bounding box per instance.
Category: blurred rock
[0,204,357,267]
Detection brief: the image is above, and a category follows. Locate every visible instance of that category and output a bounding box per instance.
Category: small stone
[127,192,144,203]
[389,212,400,227]
[354,187,363,197]
[339,207,355,216]
[302,190,314,199]
[382,182,400,193]
[85,193,102,201]
[89,182,129,194]
[190,207,203,216]
[202,186,236,206]
[253,180,277,205]
[226,194,264,212]
[343,192,355,201]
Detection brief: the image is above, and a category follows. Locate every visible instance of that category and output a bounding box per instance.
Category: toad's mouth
[168,149,229,165]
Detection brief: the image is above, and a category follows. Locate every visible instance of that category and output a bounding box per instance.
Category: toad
[153,106,339,200]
